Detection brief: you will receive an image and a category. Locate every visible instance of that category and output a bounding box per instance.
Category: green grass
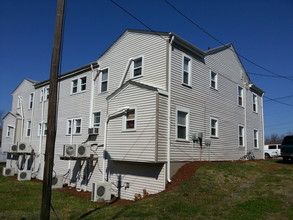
[1,159,293,219]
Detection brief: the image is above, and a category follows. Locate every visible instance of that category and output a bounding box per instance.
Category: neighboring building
[1,29,264,200]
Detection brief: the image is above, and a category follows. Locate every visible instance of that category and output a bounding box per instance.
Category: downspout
[261,93,265,159]
[39,88,45,155]
[18,96,24,142]
[89,63,99,128]
[167,34,174,183]
[244,85,248,155]
[102,106,130,182]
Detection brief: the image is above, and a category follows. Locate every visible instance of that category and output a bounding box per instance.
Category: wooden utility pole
[40,0,65,219]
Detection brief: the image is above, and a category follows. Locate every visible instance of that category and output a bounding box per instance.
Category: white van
[264,144,281,159]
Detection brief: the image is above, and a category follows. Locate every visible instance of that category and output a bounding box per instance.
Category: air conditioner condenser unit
[10,143,18,153]
[18,142,32,153]
[52,175,64,189]
[2,167,15,176]
[77,144,91,157]
[17,170,32,181]
[63,144,77,157]
[91,182,112,202]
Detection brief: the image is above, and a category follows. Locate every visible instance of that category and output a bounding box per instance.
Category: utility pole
[40,0,65,219]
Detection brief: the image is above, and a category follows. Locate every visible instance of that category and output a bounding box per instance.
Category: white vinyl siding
[176,108,189,140]
[238,86,243,106]
[71,77,87,94]
[182,55,191,86]
[210,71,218,90]
[132,56,143,78]
[238,125,244,147]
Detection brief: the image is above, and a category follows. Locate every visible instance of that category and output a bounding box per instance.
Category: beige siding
[157,94,168,161]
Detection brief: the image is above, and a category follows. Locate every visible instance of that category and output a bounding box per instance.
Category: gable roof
[2,112,17,120]
[12,78,38,94]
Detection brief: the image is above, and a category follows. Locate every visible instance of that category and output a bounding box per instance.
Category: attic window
[132,57,143,78]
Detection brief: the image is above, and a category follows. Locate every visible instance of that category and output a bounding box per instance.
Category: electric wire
[248,72,293,78]
[264,95,293,102]
[163,0,293,81]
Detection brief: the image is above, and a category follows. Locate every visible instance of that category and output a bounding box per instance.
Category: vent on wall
[2,167,15,176]
[17,170,32,181]
[91,182,112,202]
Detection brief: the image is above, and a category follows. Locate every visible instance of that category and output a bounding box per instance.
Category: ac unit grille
[11,145,18,152]
[52,177,58,185]
[19,143,26,150]
[5,169,12,175]
[20,172,27,179]
[78,146,86,155]
[97,186,106,197]
[66,146,75,156]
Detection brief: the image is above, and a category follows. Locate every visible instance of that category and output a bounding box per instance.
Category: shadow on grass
[275,158,293,164]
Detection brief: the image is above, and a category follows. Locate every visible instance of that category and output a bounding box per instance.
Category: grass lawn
[0,159,293,219]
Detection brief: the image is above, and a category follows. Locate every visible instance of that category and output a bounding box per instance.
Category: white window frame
[26,120,32,137]
[38,123,42,136]
[210,117,219,138]
[28,92,34,109]
[182,55,192,87]
[238,125,244,147]
[238,86,244,107]
[71,76,87,94]
[100,68,109,93]
[67,118,82,135]
[131,56,144,78]
[210,71,218,90]
[17,96,21,109]
[92,112,101,128]
[176,107,190,141]
[40,87,49,102]
[123,107,136,131]
[6,125,14,137]
[252,93,258,113]
[253,129,259,148]
[38,122,48,136]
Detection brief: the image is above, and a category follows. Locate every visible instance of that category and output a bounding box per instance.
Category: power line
[264,96,293,107]
[248,72,293,78]
[163,0,293,82]
[264,95,293,102]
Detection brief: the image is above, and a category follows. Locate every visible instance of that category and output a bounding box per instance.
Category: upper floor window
[238,125,244,146]
[93,112,101,128]
[38,123,47,136]
[26,120,32,137]
[253,129,259,148]
[210,117,219,138]
[6,126,14,137]
[100,68,109,93]
[210,71,218,90]
[176,108,189,140]
[29,93,34,109]
[238,86,244,106]
[252,94,258,112]
[132,57,143,78]
[40,87,49,102]
[71,77,87,94]
[67,118,82,135]
[123,108,136,131]
[183,56,191,86]
[17,97,21,109]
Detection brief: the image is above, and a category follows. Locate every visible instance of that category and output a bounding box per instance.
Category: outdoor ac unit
[52,175,64,189]
[18,142,31,153]
[63,144,77,157]
[2,167,15,176]
[17,170,32,181]
[77,144,91,157]
[88,128,99,135]
[10,143,18,153]
[91,182,112,202]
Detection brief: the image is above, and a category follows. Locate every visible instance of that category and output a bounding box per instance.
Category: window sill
[210,136,219,139]
[65,134,82,136]
[238,105,245,109]
[122,129,136,132]
[182,83,192,89]
[210,87,218,91]
[70,90,87,96]
[253,111,258,114]
[131,75,143,80]
[175,139,190,143]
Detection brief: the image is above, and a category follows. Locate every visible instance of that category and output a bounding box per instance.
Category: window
[38,123,42,136]
[183,56,191,86]
[100,69,108,92]
[238,126,244,146]
[176,108,189,140]
[40,87,49,102]
[43,123,47,136]
[252,94,258,112]
[238,86,243,106]
[67,118,82,135]
[132,57,143,78]
[29,93,34,109]
[71,77,87,94]
[124,108,136,131]
[26,120,32,137]
[6,126,14,137]
[93,112,101,128]
[17,97,21,109]
[254,129,259,148]
[39,123,48,136]
[210,71,218,89]
[210,118,218,137]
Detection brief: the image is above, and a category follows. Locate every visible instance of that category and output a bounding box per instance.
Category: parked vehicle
[264,144,281,159]
[281,135,293,162]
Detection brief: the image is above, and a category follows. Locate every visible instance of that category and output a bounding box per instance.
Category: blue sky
[1,0,293,137]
